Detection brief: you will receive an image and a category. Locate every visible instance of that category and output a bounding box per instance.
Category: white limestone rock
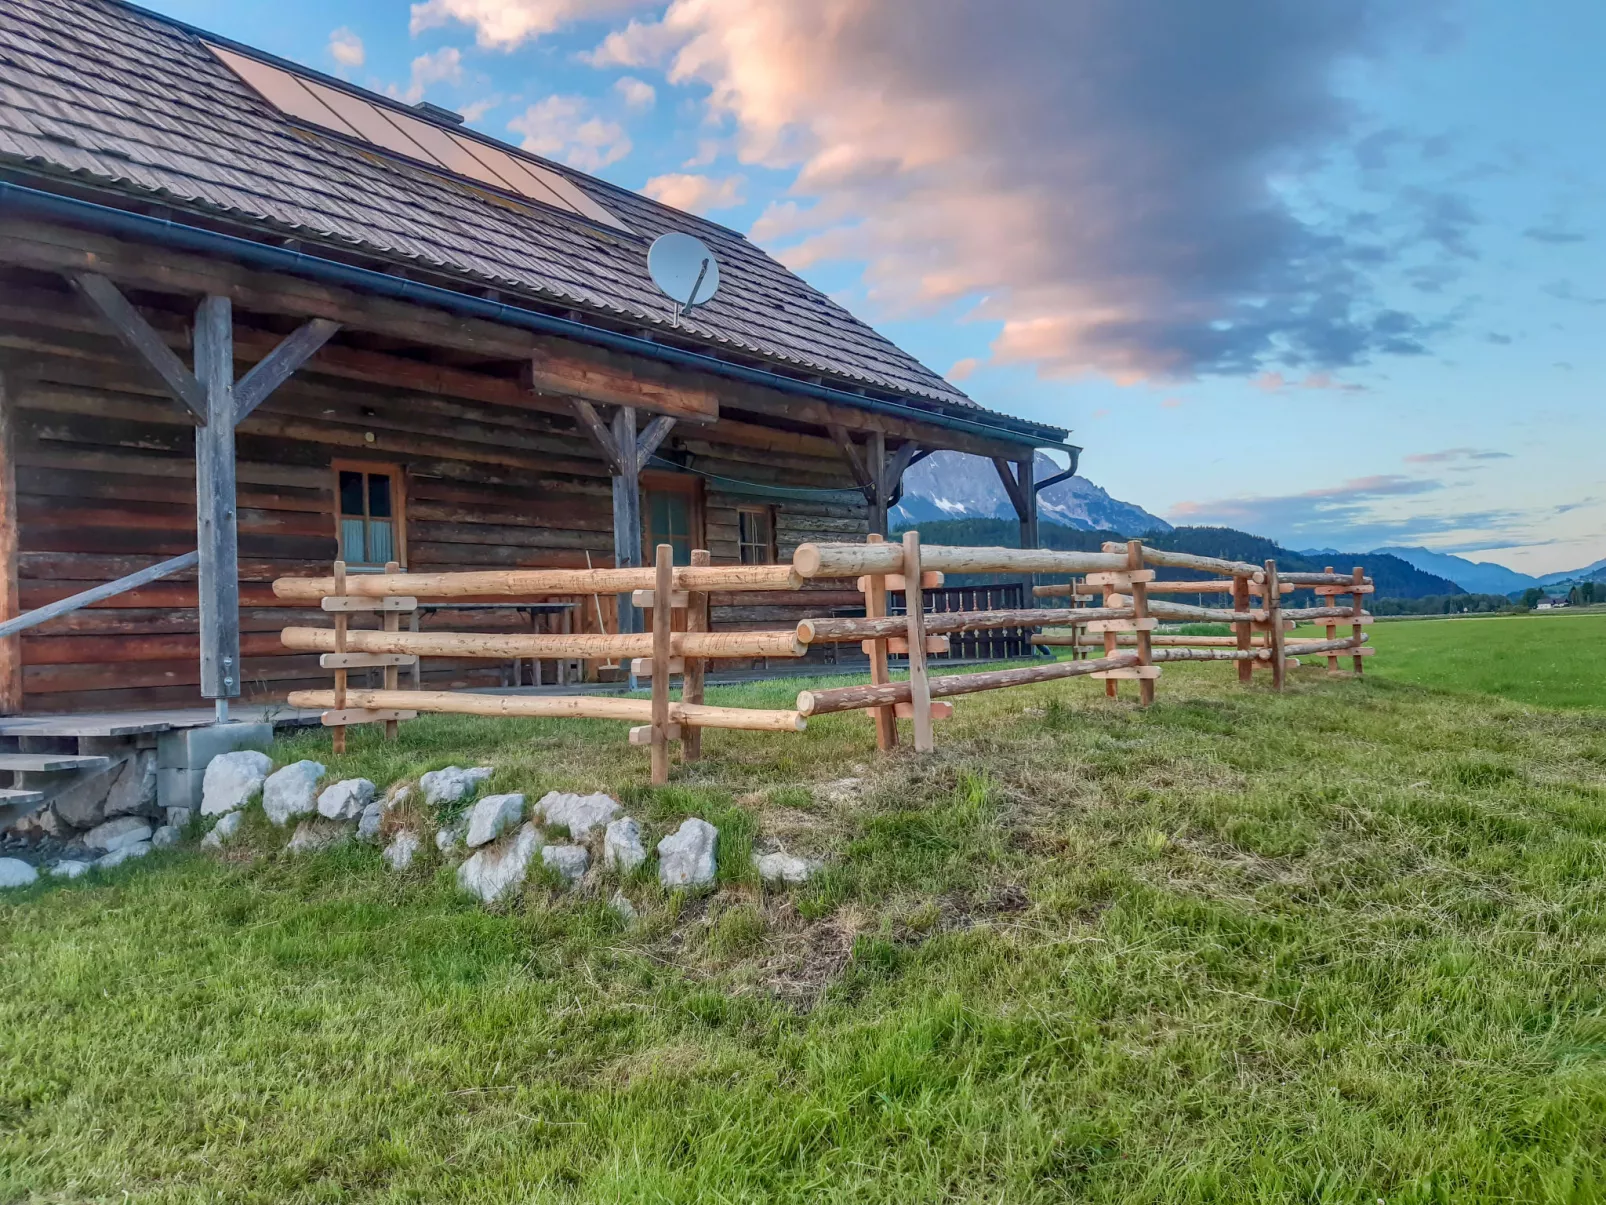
[603,817,646,873]
[541,843,589,886]
[753,852,822,885]
[287,818,353,854]
[356,801,385,844]
[435,820,465,854]
[420,766,495,807]
[657,818,718,888]
[317,778,374,821]
[49,860,92,880]
[536,791,621,841]
[0,857,38,888]
[96,841,151,869]
[201,810,245,849]
[609,890,638,925]
[150,825,181,849]
[466,793,525,848]
[104,750,159,818]
[200,750,272,817]
[383,829,421,871]
[385,782,414,808]
[262,760,325,826]
[166,806,192,830]
[83,816,153,853]
[457,822,542,904]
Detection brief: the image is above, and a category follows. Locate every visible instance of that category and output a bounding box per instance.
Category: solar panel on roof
[204,42,630,234]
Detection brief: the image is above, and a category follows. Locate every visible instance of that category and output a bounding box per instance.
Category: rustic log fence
[273,537,1374,779]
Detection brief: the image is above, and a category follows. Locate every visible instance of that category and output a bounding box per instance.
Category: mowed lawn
[1296,609,1606,710]
[4,625,1606,1202]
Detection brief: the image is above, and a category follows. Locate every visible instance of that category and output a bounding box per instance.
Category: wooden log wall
[0,272,874,712]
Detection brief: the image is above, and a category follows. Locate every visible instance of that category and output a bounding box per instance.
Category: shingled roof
[0,0,1023,425]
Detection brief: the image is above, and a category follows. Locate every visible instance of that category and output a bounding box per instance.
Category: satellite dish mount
[648,232,722,328]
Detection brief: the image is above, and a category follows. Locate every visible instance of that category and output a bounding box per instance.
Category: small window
[335,463,404,567]
[738,507,775,564]
[646,489,695,566]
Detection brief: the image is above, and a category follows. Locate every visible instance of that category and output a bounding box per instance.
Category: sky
[143,0,1603,575]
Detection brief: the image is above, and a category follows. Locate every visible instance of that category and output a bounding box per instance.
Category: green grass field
[4,618,1606,1202]
[1297,609,1606,710]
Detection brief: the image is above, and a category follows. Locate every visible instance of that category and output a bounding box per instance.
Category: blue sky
[146,0,1603,574]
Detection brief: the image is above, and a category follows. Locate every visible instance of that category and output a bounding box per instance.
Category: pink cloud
[643,172,746,213]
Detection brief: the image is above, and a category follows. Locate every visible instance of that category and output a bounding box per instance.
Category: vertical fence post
[1233,574,1252,683]
[650,543,672,785]
[902,530,935,753]
[862,533,897,751]
[1265,559,1286,690]
[683,548,710,762]
[383,561,401,741]
[331,560,348,754]
[1100,573,1119,698]
[1127,540,1154,706]
[1322,564,1340,674]
[1351,566,1366,676]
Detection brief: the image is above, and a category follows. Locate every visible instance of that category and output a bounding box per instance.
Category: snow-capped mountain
[891,450,1172,535]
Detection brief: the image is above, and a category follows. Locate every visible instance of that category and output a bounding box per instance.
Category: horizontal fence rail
[273,537,1374,779]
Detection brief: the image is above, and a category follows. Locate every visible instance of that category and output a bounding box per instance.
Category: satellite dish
[648,232,720,325]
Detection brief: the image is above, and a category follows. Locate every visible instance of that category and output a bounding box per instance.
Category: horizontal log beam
[1279,572,1374,586]
[795,652,1142,715]
[274,563,802,601]
[1281,635,1370,655]
[287,687,805,731]
[282,626,806,659]
[1145,599,1270,624]
[793,542,1131,579]
[1099,542,1266,581]
[1282,607,1375,622]
[797,606,1135,644]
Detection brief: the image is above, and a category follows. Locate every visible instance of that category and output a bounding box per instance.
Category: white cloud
[508,96,632,172]
[411,0,653,49]
[424,0,1459,384]
[328,27,365,70]
[644,172,745,213]
[614,75,657,110]
[386,47,466,106]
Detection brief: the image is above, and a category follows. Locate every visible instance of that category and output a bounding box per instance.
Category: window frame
[641,471,705,566]
[331,459,407,569]
[736,505,777,565]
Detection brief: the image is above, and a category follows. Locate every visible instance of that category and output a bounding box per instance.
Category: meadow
[3,615,1605,1203]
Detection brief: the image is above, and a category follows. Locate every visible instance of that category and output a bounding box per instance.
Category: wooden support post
[0,370,18,715]
[194,295,240,706]
[1351,566,1366,676]
[650,543,672,784]
[1265,559,1286,690]
[869,429,889,538]
[902,530,935,753]
[1233,574,1253,684]
[682,549,710,761]
[863,533,897,751]
[1127,540,1155,706]
[332,560,348,754]
[382,561,401,741]
[612,406,643,637]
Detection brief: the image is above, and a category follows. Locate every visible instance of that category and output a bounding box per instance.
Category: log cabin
[0,0,1074,720]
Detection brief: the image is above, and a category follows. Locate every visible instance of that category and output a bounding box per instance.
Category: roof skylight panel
[205,42,630,234]
[206,44,358,139]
